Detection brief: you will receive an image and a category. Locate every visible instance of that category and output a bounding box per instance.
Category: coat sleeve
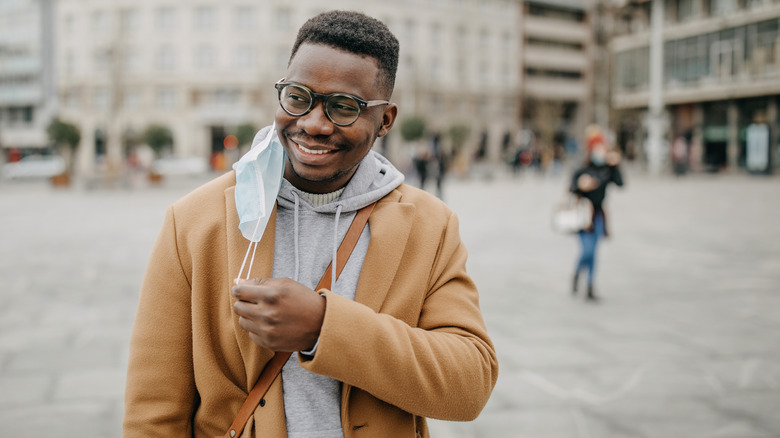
[300,210,498,421]
[610,165,624,187]
[123,206,197,437]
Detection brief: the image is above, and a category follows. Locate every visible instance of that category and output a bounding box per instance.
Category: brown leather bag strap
[224,202,377,438]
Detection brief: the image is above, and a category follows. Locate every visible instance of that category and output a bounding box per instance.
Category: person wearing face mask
[569,126,624,301]
[123,10,497,438]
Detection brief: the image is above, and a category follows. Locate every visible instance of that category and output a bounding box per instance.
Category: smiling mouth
[293,140,333,155]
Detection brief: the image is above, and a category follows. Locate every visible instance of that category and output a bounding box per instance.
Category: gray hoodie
[271,149,404,437]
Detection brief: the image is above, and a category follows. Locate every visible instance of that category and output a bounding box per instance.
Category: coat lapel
[355,192,415,313]
[225,186,276,389]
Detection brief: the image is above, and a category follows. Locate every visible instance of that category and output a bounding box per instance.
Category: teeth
[296,142,329,155]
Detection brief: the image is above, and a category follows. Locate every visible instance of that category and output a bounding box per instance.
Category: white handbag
[552,195,593,234]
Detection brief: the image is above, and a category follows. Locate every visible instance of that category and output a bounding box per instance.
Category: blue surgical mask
[591,151,606,165]
[233,124,285,243]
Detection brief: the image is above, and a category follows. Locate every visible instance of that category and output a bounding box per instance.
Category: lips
[294,141,332,155]
[288,138,339,166]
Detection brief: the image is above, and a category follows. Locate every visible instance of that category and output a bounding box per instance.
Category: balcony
[523,77,588,100]
[523,17,590,43]
[523,46,588,72]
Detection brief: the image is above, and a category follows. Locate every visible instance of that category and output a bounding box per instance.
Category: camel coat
[123,171,498,437]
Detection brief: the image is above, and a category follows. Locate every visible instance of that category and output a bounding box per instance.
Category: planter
[50,173,71,187]
[148,171,163,184]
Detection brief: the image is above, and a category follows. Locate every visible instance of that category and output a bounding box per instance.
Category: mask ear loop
[235,216,265,284]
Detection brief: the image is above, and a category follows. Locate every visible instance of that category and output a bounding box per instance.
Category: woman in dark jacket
[570,129,624,301]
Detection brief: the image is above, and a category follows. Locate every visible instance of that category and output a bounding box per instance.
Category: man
[124,10,497,438]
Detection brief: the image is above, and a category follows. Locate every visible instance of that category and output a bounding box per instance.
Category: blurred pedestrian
[570,126,624,301]
[671,132,689,176]
[412,142,431,189]
[123,10,497,438]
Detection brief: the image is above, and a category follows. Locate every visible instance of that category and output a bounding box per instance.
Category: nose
[297,99,335,137]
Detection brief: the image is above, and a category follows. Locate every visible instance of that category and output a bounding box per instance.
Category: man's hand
[232,278,326,352]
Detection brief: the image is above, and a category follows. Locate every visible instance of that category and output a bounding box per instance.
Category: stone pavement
[1,168,779,437]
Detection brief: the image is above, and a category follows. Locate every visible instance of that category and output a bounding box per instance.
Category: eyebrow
[286,80,369,102]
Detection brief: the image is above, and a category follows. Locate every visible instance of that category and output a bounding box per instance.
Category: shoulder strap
[224,202,377,438]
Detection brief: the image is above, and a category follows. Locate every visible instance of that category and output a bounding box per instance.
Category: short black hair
[289,10,399,97]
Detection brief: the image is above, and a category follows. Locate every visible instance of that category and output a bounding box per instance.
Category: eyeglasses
[274,79,390,127]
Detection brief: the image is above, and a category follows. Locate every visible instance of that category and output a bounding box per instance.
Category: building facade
[0,0,56,155]
[519,0,595,158]
[612,0,780,172]
[55,0,522,176]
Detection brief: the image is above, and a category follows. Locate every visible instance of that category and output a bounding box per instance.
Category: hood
[271,150,404,292]
[276,150,405,214]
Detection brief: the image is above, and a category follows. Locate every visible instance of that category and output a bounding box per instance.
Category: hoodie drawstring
[292,192,301,282]
[236,206,266,282]
[331,204,343,292]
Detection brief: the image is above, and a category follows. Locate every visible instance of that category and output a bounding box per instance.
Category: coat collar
[355,190,415,313]
[223,185,415,385]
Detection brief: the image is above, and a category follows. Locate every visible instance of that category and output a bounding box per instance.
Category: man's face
[275,43,397,194]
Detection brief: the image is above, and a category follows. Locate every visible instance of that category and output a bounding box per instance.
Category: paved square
[1,168,778,437]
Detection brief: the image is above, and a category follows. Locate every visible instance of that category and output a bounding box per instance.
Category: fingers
[231,278,276,303]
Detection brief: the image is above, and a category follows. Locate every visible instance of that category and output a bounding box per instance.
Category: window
[121,8,140,32]
[194,6,216,29]
[455,25,468,48]
[431,23,442,46]
[527,38,583,51]
[501,62,511,83]
[123,48,140,72]
[155,46,176,71]
[479,61,489,82]
[65,51,75,76]
[709,0,736,16]
[64,90,80,108]
[501,32,511,53]
[430,57,441,81]
[123,88,141,109]
[64,14,75,34]
[22,106,33,124]
[156,87,176,108]
[615,46,649,91]
[527,4,584,21]
[234,46,256,69]
[92,10,109,33]
[93,50,110,72]
[234,6,256,29]
[677,0,694,22]
[93,88,109,110]
[156,7,176,30]
[479,28,490,50]
[196,46,215,70]
[213,89,239,106]
[456,58,467,84]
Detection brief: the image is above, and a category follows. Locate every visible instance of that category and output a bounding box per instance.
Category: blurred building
[0,0,57,157]
[519,0,595,155]
[612,0,780,172]
[55,0,522,176]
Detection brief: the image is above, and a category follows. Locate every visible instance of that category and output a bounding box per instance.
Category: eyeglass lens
[279,84,361,126]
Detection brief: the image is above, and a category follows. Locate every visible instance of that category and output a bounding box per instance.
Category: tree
[235,123,258,148]
[142,124,174,157]
[47,118,81,175]
[447,123,470,155]
[399,116,427,143]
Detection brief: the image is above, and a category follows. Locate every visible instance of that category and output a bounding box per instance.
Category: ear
[376,103,398,138]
